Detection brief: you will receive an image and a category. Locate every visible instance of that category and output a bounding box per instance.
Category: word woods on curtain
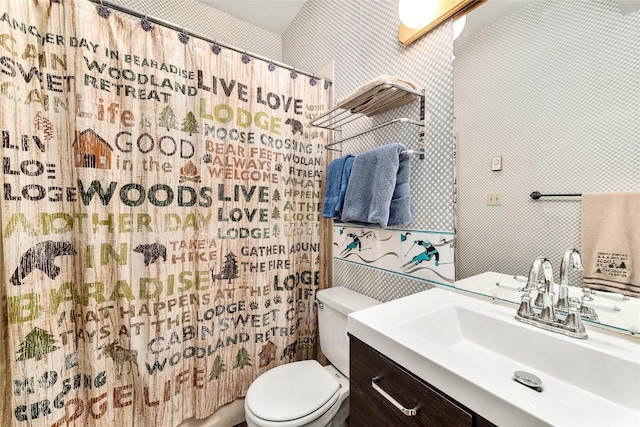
[0,0,329,426]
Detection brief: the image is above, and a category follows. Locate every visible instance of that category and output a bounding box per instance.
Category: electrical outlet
[487,193,502,206]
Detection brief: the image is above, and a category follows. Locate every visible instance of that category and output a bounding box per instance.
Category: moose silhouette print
[99,340,140,379]
[10,240,77,286]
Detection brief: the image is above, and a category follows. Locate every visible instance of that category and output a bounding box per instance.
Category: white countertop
[347,286,640,426]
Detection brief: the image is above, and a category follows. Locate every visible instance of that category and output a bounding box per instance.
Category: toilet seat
[245,360,341,425]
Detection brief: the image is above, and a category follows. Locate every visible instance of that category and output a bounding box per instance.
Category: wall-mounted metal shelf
[310,78,427,159]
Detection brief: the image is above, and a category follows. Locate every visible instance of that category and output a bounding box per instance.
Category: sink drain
[513,371,543,392]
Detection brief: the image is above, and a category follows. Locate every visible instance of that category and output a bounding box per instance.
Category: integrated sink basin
[347,288,640,426]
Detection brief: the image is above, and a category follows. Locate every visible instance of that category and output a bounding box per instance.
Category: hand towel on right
[581,192,640,298]
[341,143,413,228]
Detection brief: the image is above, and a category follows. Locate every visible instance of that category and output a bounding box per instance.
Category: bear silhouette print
[134,243,167,266]
[284,118,303,135]
[10,241,77,286]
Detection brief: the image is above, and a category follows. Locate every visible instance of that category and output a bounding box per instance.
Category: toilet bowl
[244,287,379,427]
[244,361,349,427]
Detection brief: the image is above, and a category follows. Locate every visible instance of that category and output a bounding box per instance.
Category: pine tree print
[209,355,227,380]
[181,112,198,135]
[272,206,280,219]
[221,252,238,282]
[272,189,281,201]
[272,223,280,237]
[158,105,178,130]
[34,112,54,142]
[233,347,252,369]
[16,327,59,361]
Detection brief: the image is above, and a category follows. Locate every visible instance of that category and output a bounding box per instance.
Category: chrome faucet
[555,249,600,320]
[517,257,554,319]
[556,249,583,311]
[516,257,588,339]
[537,258,557,322]
[511,254,621,339]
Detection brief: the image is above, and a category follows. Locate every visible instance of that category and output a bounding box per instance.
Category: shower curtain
[0,0,329,425]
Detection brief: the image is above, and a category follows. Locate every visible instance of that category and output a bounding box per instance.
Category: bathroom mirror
[453,0,640,336]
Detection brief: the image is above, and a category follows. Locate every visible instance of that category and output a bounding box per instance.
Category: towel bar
[324,117,423,149]
[530,192,582,200]
[401,148,425,160]
[327,144,426,161]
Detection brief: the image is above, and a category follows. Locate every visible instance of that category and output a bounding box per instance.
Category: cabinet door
[350,336,473,427]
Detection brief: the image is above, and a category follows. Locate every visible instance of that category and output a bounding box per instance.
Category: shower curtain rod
[87,0,331,83]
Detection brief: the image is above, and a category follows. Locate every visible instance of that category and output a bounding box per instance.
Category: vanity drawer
[350,336,474,427]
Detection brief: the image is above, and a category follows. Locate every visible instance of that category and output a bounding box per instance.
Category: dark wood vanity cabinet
[349,336,496,427]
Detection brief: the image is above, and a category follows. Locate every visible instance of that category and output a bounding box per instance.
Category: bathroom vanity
[346,287,640,426]
[349,335,494,426]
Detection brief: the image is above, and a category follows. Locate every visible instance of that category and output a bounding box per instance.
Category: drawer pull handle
[371,376,418,417]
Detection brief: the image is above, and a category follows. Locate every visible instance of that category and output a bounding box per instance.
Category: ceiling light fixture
[398,0,439,30]
[398,0,486,46]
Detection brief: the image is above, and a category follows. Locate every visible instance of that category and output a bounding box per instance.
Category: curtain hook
[268,58,276,72]
[310,73,317,86]
[211,39,221,54]
[141,14,153,31]
[178,27,189,44]
[290,68,298,79]
[97,0,111,18]
[242,50,251,64]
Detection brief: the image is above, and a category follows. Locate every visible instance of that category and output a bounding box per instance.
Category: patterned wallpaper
[454,0,640,281]
[111,0,282,60]
[284,0,455,302]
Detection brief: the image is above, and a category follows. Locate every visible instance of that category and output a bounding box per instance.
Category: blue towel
[322,155,354,218]
[335,156,355,218]
[341,143,413,227]
[388,150,412,226]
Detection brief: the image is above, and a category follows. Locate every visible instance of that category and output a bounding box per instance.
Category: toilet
[244,287,380,427]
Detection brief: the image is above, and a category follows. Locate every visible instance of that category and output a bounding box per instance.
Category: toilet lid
[246,360,340,422]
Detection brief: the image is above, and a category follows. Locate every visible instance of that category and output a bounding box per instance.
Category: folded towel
[322,155,354,218]
[341,143,413,228]
[338,76,418,117]
[581,192,640,298]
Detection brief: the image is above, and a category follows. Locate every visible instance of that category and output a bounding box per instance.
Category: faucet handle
[578,293,621,322]
[563,297,587,338]
[517,291,535,318]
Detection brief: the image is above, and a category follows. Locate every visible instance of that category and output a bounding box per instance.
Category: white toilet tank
[316,287,380,377]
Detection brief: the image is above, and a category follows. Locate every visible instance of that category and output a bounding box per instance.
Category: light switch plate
[491,156,502,171]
